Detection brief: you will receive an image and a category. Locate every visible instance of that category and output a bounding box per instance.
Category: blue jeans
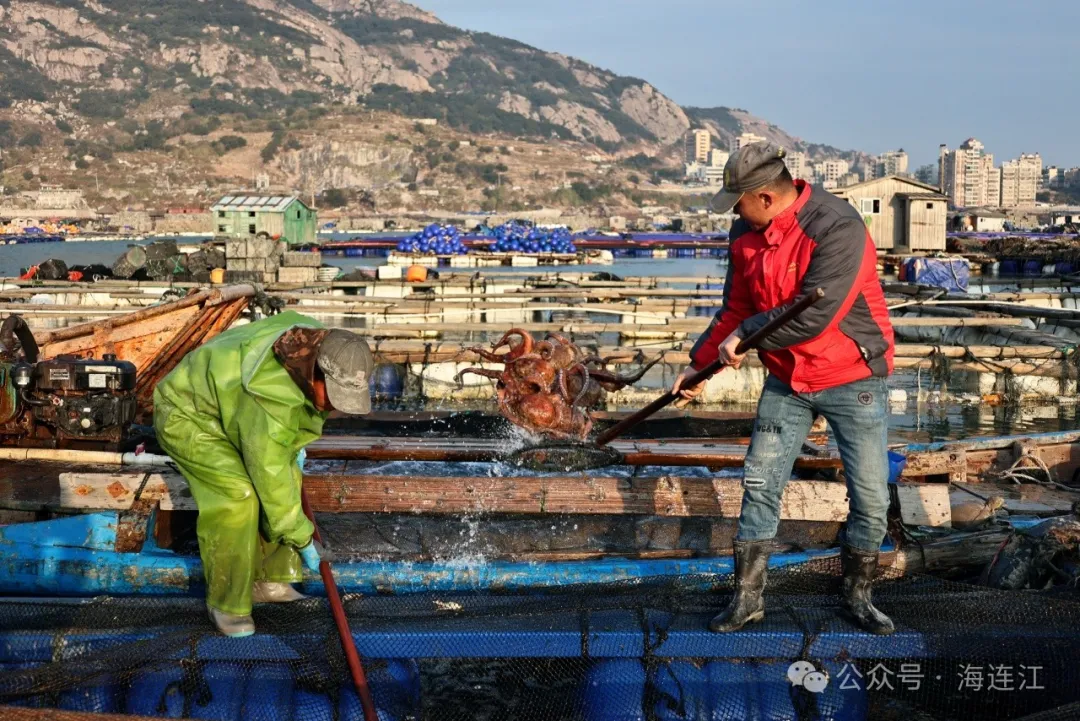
[737,375,890,553]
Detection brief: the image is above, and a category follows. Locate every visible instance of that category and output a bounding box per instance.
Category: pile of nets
[2,560,1079,720]
[491,222,576,254]
[396,224,468,255]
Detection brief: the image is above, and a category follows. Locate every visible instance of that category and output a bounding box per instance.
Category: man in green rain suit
[154,311,374,637]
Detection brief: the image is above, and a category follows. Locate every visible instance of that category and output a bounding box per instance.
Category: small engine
[0,317,138,449]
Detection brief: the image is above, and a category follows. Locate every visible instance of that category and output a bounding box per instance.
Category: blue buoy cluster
[491,223,576,254]
[396,224,468,255]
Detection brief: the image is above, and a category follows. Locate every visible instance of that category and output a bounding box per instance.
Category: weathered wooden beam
[901,450,968,481]
[300,474,951,526]
[357,341,1070,366]
[887,528,1011,575]
[51,470,194,513]
[30,469,951,526]
[963,443,1080,485]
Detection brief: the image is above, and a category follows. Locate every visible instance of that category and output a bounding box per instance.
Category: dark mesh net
[0,559,1078,720]
[504,442,627,472]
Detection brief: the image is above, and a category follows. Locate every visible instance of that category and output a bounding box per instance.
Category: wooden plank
[951,482,1077,515]
[42,470,949,525]
[301,474,951,525]
[37,306,201,363]
[902,429,1080,454]
[56,472,144,510]
[901,450,967,480]
[56,470,195,512]
[896,484,952,527]
[963,442,1080,485]
[243,320,1049,338]
[352,341,1067,366]
[303,436,842,470]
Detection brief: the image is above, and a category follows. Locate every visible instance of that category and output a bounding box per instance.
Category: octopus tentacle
[504,352,544,364]
[588,353,664,391]
[556,369,570,401]
[547,333,585,362]
[492,329,533,360]
[466,347,514,363]
[535,340,555,361]
[569,363,592,408]
[455,368,504,384]
[577,411,593,439]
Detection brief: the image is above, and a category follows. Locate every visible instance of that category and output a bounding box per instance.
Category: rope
[984,447,1080,493]
[929,346,951,391]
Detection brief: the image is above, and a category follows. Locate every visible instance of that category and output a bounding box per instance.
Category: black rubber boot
[841,545,895,635]
[710,540,770,632]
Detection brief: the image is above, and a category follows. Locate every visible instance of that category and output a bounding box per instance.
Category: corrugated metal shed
[210,196,298,213]
[210,194,316,245]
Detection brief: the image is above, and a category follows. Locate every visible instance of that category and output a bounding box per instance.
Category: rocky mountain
[0,0,695,148]
[0,0,870,214]
[0,0,860,158]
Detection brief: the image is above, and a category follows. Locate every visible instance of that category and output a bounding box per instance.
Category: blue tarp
[900,257,970,293]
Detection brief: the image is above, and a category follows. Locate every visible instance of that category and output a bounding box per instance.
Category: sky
[411,0,1079,169]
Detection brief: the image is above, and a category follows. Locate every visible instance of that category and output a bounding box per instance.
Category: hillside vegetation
[0,0,859,210]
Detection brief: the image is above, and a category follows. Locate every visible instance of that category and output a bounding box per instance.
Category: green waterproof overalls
[154,311,327,616]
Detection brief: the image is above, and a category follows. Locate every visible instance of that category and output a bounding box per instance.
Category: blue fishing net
[0,561,1078,720]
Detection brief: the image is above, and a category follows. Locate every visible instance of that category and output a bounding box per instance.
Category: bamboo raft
[5,274,1080,403]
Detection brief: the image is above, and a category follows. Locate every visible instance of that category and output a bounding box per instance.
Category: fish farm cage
[0,558,1078,721]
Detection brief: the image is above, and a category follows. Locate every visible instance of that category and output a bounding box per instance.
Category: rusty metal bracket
[114,472,160,553]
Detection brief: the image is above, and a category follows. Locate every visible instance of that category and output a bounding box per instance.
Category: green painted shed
[210,195,317,245]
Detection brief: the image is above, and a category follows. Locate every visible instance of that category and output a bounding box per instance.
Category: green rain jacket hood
[154,311,328,550]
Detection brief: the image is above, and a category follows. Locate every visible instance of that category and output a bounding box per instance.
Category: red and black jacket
[690,180,894,392]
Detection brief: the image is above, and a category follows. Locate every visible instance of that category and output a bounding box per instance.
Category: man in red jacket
[673,142,896,635]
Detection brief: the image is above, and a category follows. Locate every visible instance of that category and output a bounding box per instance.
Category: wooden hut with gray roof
[831,176,948,251]
[211,195,317,246]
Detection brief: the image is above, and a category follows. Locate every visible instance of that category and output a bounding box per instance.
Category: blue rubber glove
[296,447,307,473]
[299,539,327,574]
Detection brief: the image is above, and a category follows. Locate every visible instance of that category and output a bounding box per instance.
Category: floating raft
[385,250,616,267]
[0,432,1077,720]
[0,429,1078,597]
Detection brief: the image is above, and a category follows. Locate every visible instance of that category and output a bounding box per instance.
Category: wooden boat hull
[0,509,848,596]
[31,285,256,422]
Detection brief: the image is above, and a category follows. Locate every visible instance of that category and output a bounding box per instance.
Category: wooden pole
[300,488,378,721]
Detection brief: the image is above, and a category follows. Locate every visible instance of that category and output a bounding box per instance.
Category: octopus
[456,329,660,440]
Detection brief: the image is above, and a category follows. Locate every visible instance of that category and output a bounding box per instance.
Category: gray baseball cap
[710,141,789,214]
[316,329,374,414]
